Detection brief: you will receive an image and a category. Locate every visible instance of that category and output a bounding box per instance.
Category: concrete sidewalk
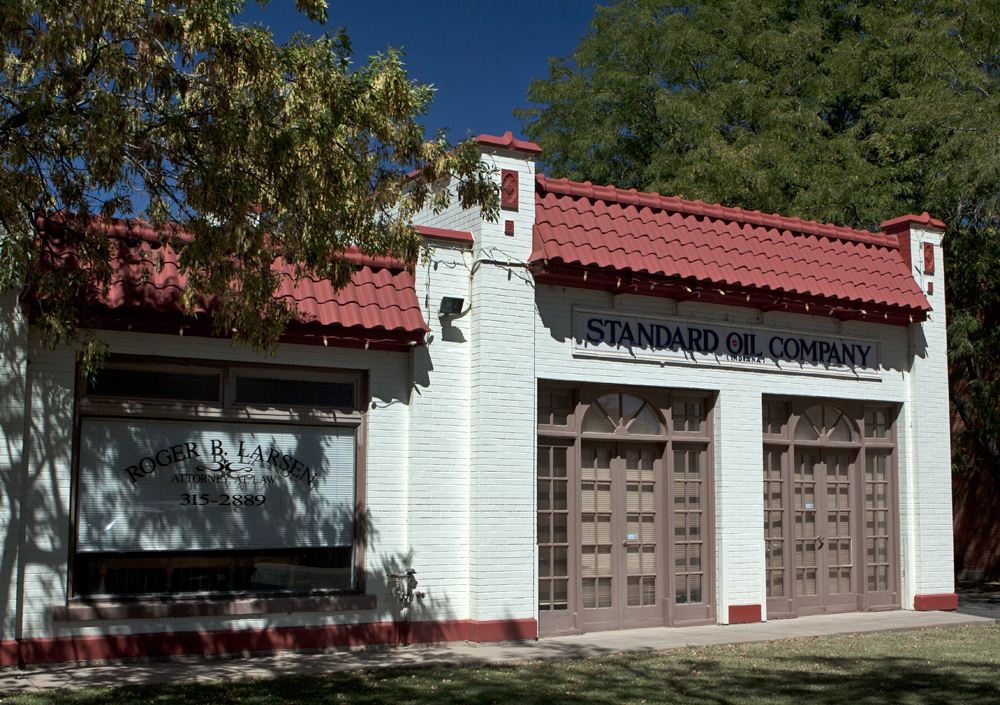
[1,610,994,693]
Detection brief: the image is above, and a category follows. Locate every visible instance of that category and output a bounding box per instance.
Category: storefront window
[234,375,354,408]
[87,367,221,402]
[73,361,363,599]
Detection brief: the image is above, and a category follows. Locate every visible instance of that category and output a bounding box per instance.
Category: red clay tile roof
[881,212,948,234]
[476,131,543,155]
[31,216,429,350]
[532,176,930,325]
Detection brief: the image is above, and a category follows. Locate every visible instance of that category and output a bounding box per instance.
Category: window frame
[64,354,369,618]
[537,383,578,435]
[229,368,360,414]
[83,360,226,412]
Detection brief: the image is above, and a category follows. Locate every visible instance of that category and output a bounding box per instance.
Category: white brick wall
[0,144,545,643]
[534,283,925,618]
[19,334,75,641]
[466,149,537,623]
[0,162,957,648]
[13,331,421,641]
[899,223,954,605]
[712,389,763,623]
[0,292,28,643]
[406,147,540,626]
[406,242,474,623]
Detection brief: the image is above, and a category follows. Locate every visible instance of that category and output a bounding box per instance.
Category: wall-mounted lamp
[439,296,465,317]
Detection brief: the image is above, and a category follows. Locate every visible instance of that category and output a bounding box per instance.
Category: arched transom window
[582,393,663,436]
[793,404,858,443]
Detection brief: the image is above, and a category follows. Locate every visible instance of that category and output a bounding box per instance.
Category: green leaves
[1,0,499,361]
[518,0,1000,484]
[522,1,958,226]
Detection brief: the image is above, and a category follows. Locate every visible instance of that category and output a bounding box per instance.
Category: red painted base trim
[465,618,537,643]
[913,593,958,611]
[0,619,537,667]
[0,640,18,668]
[728,604,762,624]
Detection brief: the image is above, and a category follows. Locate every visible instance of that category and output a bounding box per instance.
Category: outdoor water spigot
[387,568,424,607]
[405,569,425,600]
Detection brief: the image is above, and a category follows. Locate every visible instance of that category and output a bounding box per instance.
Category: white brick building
[0,132,955,665]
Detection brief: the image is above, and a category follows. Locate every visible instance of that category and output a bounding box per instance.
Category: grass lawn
[2,624,999,705]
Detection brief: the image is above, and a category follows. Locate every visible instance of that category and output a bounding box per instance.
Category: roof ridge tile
[536,174,898,249]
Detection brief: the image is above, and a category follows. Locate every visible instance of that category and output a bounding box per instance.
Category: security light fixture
[439,296,465,317]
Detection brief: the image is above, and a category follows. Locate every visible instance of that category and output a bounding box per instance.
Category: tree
[0,0,498,366]
[516,0,1000,491]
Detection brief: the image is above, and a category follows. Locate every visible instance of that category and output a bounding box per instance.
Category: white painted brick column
[713,387,765,623]
[883,214,954,609]
[405,242,474,623]
[0,292,28,646]
[467,146,537,628]
[19,337,76,642]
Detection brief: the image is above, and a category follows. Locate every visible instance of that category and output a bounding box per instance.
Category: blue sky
[237,1,598,144]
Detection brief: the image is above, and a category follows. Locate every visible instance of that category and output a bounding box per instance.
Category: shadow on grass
[8,631,1000,705]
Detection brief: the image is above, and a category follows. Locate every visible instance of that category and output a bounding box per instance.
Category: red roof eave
[536,175,902,249]
[881,212,947,235]
[416,225,474,245]
[27,217,429,349]
[475,131,543,155]
[532,175,931,323]
[531,262,927,326]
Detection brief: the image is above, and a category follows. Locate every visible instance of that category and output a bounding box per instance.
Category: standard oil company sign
[572,307,880,379]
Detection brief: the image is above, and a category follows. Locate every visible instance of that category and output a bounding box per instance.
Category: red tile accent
[502,169,519,210]
[505,219,515,235]
[476,131,543,155]
[923,242,935,274]
[0,619,538,666]
[927,281,934,296]
[728,604,762,624]
[416,225,474,245]
[913,593,958,611]
[533,175,930,319]
[894,225,912,272]
[880,212,946,274]
[881,211,947,234]
[30,216,430,346]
